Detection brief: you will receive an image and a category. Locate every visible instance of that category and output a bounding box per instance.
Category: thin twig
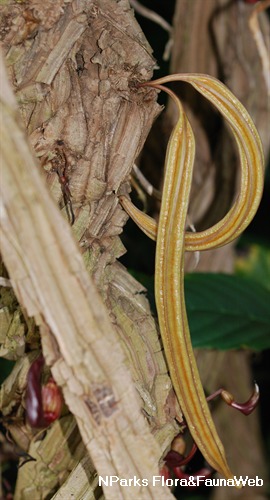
[130,0,173,60]
[132,163,162,200]
[130,0,172,32]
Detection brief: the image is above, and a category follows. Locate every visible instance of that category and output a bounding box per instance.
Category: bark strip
[0,52,172,500]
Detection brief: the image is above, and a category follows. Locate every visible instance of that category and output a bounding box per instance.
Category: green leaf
[185,273,270,350]
[128,270,270,351]
[235,244,270,291]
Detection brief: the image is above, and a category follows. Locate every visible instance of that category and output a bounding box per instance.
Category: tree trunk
[0,1,181,498]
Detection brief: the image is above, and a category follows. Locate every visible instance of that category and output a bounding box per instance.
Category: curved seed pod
[119,75,264,482]
[121,74,264,252]
[150,85,234,480]
[119,195,157,240]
